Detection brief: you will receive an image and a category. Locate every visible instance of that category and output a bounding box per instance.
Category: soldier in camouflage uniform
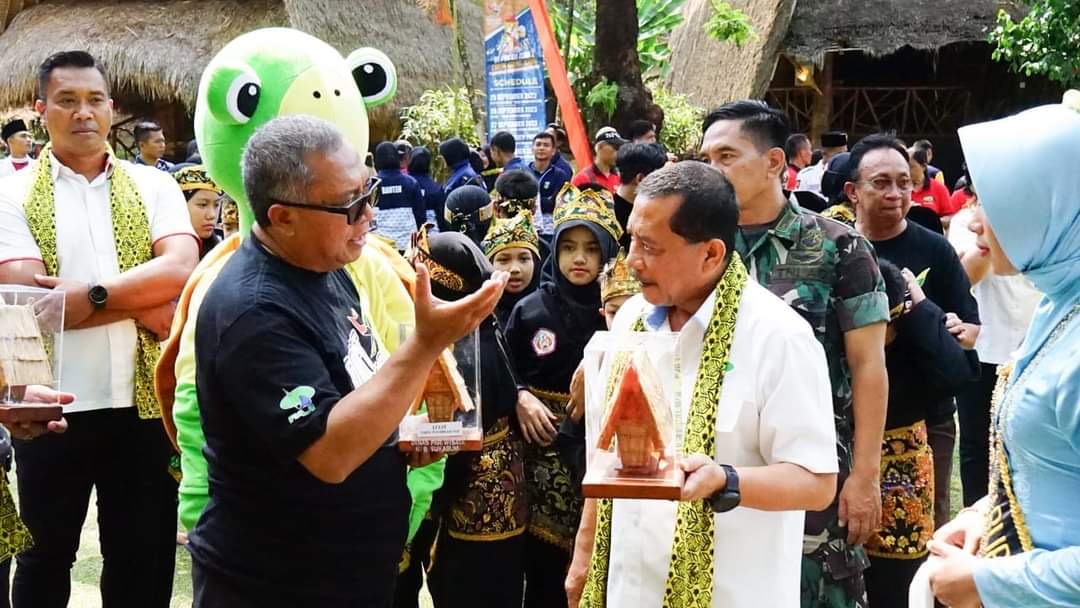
[701,101,890,608]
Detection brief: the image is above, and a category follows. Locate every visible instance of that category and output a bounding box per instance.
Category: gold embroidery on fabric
[982,305,1079,558]
[446,418,528,542]
[581,255,748,608]
[0,471,32,560]
[524,387,581,552]
[24,145,162,419]
[865,421,934,560]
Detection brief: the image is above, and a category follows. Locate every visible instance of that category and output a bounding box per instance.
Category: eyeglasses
[860,176,914,193]
[273,176,381,225]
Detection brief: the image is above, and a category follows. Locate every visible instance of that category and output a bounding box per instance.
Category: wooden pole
[809,52,835,144]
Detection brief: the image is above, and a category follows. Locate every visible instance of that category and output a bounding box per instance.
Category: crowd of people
[0,48,1076,608]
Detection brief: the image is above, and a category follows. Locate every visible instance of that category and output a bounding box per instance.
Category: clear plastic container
[0,286,65,421]
[582,330,683,499]
[398,327,482,453]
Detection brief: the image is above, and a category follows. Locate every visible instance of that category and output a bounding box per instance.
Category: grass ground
[12,430,963,607]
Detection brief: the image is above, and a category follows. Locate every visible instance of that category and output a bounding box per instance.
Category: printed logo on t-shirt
[343,306,384,389]
[531,328,557,357]
[279,385,317,424]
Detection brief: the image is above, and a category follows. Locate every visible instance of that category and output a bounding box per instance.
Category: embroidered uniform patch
[280,386,317,424]
[531,328,557,356]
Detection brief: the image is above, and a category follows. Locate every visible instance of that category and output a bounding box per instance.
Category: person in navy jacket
[372,141,424,250]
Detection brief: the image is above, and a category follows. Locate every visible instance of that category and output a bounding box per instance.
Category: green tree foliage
[704,0,755,47]
[652,86,703,157]
[586,78,620,119]
[549,0,688,88]
[399,87,482,179]
[990,0,1080,89]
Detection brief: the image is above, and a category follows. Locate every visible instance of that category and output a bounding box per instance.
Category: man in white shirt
[0,51,198,607]
[566,161,838,606]
[0,119,36,177]
[796,130,848,198]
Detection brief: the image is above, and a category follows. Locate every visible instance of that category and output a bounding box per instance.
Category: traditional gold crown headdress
[553,183,623,242]
[405,224,466,292]
[173,165,222,194]
[482,210,540,259]
[600,249,640,303]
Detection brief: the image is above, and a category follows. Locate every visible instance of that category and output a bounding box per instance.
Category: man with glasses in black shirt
[186,115,507,607]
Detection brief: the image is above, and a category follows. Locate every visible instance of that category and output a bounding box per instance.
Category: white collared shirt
[0,153,196,412]
[605,281,838,607]
[795,161,825,196]
[947,207,1041,364]
[0,156,35,178]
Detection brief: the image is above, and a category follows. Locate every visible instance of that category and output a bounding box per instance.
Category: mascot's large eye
[347,48,397,108]
[226,73,261,124]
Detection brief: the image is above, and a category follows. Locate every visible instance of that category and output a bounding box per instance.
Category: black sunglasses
[274,177,381,225]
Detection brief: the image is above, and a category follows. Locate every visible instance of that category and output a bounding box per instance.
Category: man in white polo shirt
[0,51,198,608]
[566,161,838,607]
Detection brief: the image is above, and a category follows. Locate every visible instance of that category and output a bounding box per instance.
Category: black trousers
[865,555,925,608]
[523,533,570,608]
[0,558,10,608]
[12,408,177,608]
[956,363,998,507]
[192,560,258,608]
[427,527,525,608]
[393,518,437,608]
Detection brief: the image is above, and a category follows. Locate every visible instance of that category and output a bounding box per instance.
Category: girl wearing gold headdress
[173,165,223,258]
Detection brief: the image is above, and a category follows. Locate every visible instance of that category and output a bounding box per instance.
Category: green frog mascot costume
[154,28,443,549]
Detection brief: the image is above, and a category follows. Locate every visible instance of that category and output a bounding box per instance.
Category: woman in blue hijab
[929,91,1080,607]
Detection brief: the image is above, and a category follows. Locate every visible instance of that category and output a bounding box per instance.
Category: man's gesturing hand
[412,261,507,351]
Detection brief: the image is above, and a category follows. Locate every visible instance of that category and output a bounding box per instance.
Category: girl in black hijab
[482,211,543,327]
[411,231,529,608]
[503,186,621,608]
[443,185,494,247]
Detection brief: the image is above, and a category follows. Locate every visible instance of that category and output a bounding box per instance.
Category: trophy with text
[398,327,482,453]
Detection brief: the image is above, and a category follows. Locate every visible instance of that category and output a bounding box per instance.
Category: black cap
[594,126,626,148]
[821,152,852,203]
[2,119,28,142]
[821,131,848,148]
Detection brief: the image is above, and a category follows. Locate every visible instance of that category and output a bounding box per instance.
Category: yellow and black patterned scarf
[581,255,747,608]
[23,143,161,420]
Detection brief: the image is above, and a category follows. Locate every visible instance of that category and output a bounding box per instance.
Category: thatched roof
[283,0,485,107]
[783,0,1005,64]
[665,0,797,107]
[0,0,286,110]
[0,0,43,30]
[0,0,484,113]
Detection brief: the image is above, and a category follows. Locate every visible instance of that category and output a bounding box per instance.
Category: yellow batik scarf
[23,143,162,420]
[580,254,747,608]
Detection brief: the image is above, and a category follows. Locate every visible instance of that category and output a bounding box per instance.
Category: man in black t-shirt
[845,134,980,533]
[612,143,668,251]
[187,116,506,608]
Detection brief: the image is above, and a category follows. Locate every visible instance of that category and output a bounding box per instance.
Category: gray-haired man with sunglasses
[186,115,508,607]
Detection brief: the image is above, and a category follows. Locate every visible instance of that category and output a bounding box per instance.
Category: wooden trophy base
[0,404,63,424]
[581,451,684,500]
[398,413,482,453]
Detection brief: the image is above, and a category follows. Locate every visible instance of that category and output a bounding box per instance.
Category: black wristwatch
[87,284,109,310]
[709,464,741,513]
